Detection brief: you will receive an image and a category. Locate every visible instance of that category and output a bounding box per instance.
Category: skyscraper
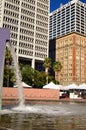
[50,0,86,40]
[49,0,86,85]
[0,0,49,70]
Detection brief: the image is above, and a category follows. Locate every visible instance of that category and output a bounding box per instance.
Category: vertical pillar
[32,59,35,69]
[72,35,76,81]
[0,28,10,110]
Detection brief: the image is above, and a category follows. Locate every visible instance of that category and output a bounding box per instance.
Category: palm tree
[5,47,12,65]
[43,57,52,84]
[53,61,62,83]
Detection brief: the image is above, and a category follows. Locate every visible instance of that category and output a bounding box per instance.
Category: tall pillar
[32,59,35,69]
[72,35,76,81]
[0,28,10,110]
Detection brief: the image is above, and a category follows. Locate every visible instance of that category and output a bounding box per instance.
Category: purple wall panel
[0,28,10,70]
[0,28,10,109]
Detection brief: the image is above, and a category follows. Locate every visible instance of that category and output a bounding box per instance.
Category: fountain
[0,28,86,130]
[0,102,86,130]
[0,28,24,110]
[7,41,25,107]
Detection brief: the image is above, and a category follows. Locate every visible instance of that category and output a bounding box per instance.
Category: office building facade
[0,0,49,70]
[49,0,86,85]
[49,0,86,40]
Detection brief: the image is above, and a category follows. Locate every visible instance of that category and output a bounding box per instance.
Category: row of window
[11,33,18,39]
[3,24,18,32]
[20,28,34,36]
[21,9,35,17]
[35,39,47,46]
[35,46,47,53]
[18,49,47,58]
[37,14,48,22]
[6,0,20,5]
[10,39,17,46]
[36,33,47,40]
[19,49,33,56]
[3,16,18,25]
[19,35,34,43]
[50,28,74,37]
[22,2,35,11]
[37,2,48,10]
[38,0,48,5]
[37,8,48,16]
[4,2,19,11]
[20,22,34,29]
[50,29,86,39]
[35,52,47,58]
[23,0,35,5]
[76,29,86,34]
[51,9,85,20]
[19,42,33,49]
[50,15,75,22]
[21,15,34,23]
[19,40,47,49]
[36,27,48,34]
[4,9,19,18]
[36,20,48,28]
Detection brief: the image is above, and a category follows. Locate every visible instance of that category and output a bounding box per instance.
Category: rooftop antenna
[60,3,63,8]
[72,0,78,2]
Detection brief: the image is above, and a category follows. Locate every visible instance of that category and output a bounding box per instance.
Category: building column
[72,35,76,81]
[32,59,35,69]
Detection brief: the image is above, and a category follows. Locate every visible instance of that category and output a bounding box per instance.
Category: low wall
[2,87,60,101]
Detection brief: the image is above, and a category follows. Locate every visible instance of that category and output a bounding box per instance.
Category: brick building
[49,0,86,85]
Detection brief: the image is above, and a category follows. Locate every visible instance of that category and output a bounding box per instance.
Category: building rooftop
[50,0,85,16]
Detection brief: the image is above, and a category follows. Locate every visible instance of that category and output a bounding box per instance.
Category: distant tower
[49,0,86,86]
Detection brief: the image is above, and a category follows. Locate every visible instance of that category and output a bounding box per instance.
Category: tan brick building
[56,33,86,86]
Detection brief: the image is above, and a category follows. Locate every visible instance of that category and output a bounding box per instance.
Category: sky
[50,0,86,12]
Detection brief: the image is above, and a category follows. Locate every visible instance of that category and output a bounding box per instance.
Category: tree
[43,57,52,84]
[53,61,62,84]
[5,47,12,66]
[3,47,15,87]
[20,64,34,86]
[20,64,46,88]
[3,66,15,87]
[20,64,57,88]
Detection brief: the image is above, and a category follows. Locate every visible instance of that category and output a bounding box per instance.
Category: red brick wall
[2,87,60,100]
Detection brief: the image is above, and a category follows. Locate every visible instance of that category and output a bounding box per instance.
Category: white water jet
[7,42,25,107]
[0,28,25,109]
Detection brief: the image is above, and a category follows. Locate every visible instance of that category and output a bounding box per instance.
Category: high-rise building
[0,0,49,70]
[50,0,86,40]
[49,0,86,85]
